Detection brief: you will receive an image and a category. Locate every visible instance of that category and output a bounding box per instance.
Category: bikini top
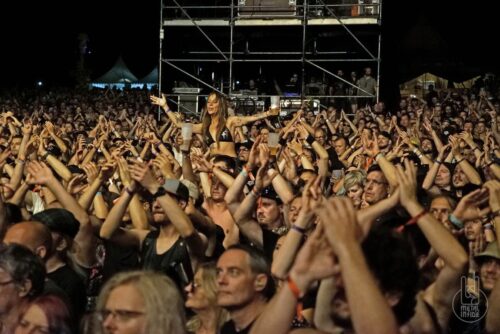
[205,126,234,146]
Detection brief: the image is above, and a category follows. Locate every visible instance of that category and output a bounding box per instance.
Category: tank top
[140,230,193,289]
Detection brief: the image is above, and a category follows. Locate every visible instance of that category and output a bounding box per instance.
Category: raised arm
[129,161,206,259]
[317,198,400,334]
[396,160,468,330]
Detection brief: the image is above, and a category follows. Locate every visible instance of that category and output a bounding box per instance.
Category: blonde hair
[95,271,186,334]
[186,262,229,332]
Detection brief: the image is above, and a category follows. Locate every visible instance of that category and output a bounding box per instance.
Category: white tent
[399,72,449,98]
[91,57,139,90]
[135,67,158,90]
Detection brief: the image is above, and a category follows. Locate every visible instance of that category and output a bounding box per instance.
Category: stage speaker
[177,95,199,115]
[238,0,296,17]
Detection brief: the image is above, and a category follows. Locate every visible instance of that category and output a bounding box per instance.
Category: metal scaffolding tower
[159,0,382,114]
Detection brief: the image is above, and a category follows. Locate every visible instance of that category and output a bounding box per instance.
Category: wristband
[124,186,135,196]
[374,152,384,162]
[42,151,51,161]
[155,141,163,150]
[435,159,442,165]
[291,224,307,234]
[448,213,464,229]
[455,157,464,164]
[396,209,426,233]
[305,135,315,145]
[287,275,304,321]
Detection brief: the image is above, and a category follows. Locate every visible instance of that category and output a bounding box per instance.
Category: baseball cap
[180,179,199,201]
[32,208,80,239]
[259,186,282,205]
[163,179,190,202]
[475,242,500,262]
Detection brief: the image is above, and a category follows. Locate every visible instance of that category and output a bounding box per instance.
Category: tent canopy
[399,72,448,98]
[139,67,158,84]
[93,57,138,84]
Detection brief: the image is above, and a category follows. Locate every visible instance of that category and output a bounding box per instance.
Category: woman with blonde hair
[151,92,279,158]
[185,262,228,334]
[338,169,366,209]
[90,271,186,334]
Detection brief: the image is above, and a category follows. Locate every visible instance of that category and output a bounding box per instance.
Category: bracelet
[287,275,304,321]
[291,224,307,234]
[435,159,442,165]
[455,157,464,164]
[155,141,162,150]
[124,186,135,195]
[487,209,500,220]
[251,187,260,197]
[42,152,51,161]
[240,168,248,177]
[96,191,102,196]
[374,152,384,162]
[305,135,315,145]
[397,209,427,233]
[15,158,25,164]
[448,213,464,229]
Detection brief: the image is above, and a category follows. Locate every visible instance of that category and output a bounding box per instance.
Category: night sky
[0,0,497,101]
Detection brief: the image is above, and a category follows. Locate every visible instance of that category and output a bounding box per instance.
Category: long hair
[94,271,186,334]
[19,295,73,334]
[201,92,228,147]
[186,262,229,333]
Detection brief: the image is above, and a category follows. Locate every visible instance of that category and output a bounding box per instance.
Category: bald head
[3,221,52,260]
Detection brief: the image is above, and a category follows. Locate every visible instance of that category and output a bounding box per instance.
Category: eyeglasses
[97,309,145,322]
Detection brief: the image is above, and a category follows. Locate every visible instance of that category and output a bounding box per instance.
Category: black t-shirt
[239,227,279,262]
[221,319,254,334]
[47,265,87,321]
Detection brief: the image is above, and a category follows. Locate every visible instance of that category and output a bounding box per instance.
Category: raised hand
[153,154,174,177]
[67,174,87,195]
[83,162,99,184]
[26,161,55,185]
[395,159,418,209]
[150,94,168,108]
[129,161,159,193]
[247,136,262,170]
[452,188,490,222]
[290,224,338,287]
[315,197,362,254]
[254,160,277,192]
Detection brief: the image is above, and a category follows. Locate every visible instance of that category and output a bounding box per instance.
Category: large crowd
[0,75,499,334]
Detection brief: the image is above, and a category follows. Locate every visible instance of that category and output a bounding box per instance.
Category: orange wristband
[287,275,304,321]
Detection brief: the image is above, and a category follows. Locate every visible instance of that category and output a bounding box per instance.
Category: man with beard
[376,131,392,154]
[99,162,205,289]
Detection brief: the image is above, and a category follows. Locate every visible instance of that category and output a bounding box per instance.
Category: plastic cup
[270,96,280,110]
[268,132,279,155]
[180,123,193,151]
[181,123,193,140]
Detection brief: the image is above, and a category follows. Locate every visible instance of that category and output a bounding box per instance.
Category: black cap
[163,179,190,202]
[32,208,80,239]
[259,186,282,204]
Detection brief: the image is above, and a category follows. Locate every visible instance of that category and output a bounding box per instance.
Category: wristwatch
[151,187,168,198]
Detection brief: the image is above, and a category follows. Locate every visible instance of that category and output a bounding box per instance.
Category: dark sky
[0,0,496,95]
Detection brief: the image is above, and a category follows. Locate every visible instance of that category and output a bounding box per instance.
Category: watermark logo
[452,274,488,323]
